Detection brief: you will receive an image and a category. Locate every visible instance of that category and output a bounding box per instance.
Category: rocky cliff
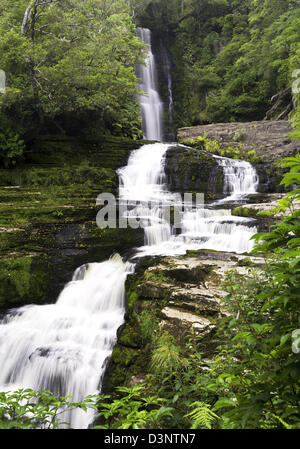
[164,145,224,200]
[178,121,299,163]
[177,120,300,194]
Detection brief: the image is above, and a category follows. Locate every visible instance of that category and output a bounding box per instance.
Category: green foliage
[253,155,300,253]
[185,401,219,429]
[291,104,300,141]
[95,385,173,429]
[180,133,263,163]
[0,389,97,429]
[0,128,25,168]
[0,0,145,140]
[140,0,300,127]
[136,309,159,343]
[150,332,181,378]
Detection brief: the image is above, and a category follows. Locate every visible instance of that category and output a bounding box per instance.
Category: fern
[185,401,219,429]
[150,332,181,375]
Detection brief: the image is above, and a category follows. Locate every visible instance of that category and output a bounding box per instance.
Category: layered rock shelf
[177,120,300,163]
[103,250,265,391]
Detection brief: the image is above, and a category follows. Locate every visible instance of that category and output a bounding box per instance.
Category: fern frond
[185,401,219,429]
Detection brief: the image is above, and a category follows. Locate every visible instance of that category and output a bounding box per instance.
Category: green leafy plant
[185,401,219,429]
[95,385,173,429]
[0,389,97,429]
[0,129,25,168]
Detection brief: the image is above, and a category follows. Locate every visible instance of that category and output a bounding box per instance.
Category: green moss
[136,309,159,343]
[0,255,50,308]
[185,250,201,257]
[232,207,258,218]
[237,257,255,267]
[118,324,143,349]
[111,345,138,367]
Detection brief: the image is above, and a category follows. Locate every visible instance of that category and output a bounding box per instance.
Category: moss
[118,324,143,349]
[237,257,255,267]
[111,345,138,367]
[102,364,130,393]
[0,255,50,309]
[0,135,146,310]
[25,135,141,168]
[232,206,259,218]
[166,146,222,195]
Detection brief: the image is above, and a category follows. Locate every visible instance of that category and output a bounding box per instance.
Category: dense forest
[137,0,300,127]
[0,0,299,434]
[1,0,300,168]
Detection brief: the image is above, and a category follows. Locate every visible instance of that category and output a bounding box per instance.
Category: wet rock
[164,145,223,197]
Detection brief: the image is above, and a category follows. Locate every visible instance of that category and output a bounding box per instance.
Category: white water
[214,156,259,203]
[0,255,134,428]
[0,27,259,429]
[136,27,163,141]
[118,143,258,257]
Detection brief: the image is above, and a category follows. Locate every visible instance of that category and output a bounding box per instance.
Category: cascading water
[214,157,259,203]
[136,27,164,141]
[118,143,258,257]
[0,27,259,429]
[0,255,134,428]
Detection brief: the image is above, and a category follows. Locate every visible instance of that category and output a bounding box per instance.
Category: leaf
[213,398,237,411]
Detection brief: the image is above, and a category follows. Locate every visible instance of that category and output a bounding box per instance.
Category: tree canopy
[0,0,146,141]
[137,0,300,127]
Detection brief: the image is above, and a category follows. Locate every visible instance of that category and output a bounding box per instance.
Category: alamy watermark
[0,69,6,94]
[95,193,205,230]
[292,329,300,354]
[292,69,300,94]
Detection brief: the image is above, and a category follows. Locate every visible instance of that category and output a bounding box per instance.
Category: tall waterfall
[0,28,259,429]
[136,27,163,141]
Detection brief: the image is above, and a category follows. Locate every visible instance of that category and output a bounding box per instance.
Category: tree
[0,0,146,138]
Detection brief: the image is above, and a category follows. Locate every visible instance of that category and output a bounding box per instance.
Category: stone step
[160,306,216,337]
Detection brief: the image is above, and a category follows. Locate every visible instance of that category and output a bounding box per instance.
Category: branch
[21,1,35,36]
[264,87,292,120]
[275,103,293,121]
[21,0,59,36]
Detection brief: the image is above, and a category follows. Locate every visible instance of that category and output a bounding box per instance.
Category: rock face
[103,250,265,392]
[164,145,223,198]
[177,120,300,163]
[177,120,300,193]
[0,135,144,309]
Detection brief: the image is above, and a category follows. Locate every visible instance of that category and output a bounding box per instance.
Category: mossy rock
[111,345,139,367]
[164,145,223,196]
[0,255,50,309]
[232,207,259,218]
[118,324,143,349]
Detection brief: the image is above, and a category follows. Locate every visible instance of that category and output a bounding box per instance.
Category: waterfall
[0,27,259,429]
[0,255,135,429]
[214,157,259,203]
[118,143,258,257]
[136,27,163,141]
